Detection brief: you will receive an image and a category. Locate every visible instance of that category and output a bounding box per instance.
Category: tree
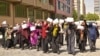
[72,10,78,21]
[80,15,85,20]
[93,13,99,20]
[85,13,99,20]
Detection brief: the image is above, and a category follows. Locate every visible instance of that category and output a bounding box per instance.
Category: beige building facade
[0,0,73,25]
[94,0,100,19]
[73,0,86,15]
[0,0,55,25]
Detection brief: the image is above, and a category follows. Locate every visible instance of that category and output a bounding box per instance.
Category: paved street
[0,38,100,56]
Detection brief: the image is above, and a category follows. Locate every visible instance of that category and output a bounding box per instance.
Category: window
[15,4,27,18]
[40,0,47,3]
[28,7,34,21]
[44,11,48,19]
[58,1,60,10]
[58,1,65,11]
[0,2,10,16]
[49,0,53,5]
[67,0,70,5]
[64,4,66,11]
[43,0,47,3]
[67,6,70,13]
[36,9,42,19]
[60,3,63,11]
[94,7,100,12]
[63,3,65,11]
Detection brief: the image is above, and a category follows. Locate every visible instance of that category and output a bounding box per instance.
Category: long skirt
[42,37,48,53]
[37,35,42,51]
[59,33,64,45]
[47,34,52,48]
[13,33,21,48]
[5,39,11,48]
[20,35,29,49]
[79,40,85,52]
[30,34,38,46]
[52,36,60,53]
[88,38,96,51]
[67,35,75,54]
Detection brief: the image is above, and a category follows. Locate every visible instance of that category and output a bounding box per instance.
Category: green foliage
[72,10,78,21]
[80,15,85,20]
[85,13,99,20]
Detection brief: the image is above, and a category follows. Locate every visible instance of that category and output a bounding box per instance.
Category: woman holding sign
[29,24,38,49]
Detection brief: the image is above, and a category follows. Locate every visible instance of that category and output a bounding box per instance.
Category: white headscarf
[2,20,7,25]
[77,25,84,30]
[53,18,59,24]
[65,17,74,23]
[47,17,53,23]
[59,19,64,24]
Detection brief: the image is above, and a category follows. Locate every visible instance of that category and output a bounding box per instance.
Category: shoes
[90,50,96,52]
[21,48,24,50]
[68,52,75,55]
[37,49,39,51]
[43,51,48,53]
[72,52,76,55]
[57,51,60,54]
[68,52,72,54]
[90,48,96,52]
[5,48,8,50]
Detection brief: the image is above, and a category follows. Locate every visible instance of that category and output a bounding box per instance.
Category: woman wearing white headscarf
[65,17,76,55]
[52,18,60,54]
[77,25,85,52]
[0,20,8,48]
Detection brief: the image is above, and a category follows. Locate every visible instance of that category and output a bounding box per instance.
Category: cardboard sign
[30,26,36,31]
[77,25,84,30]
[22,24,28,29]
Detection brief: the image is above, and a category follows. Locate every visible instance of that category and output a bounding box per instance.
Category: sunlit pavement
[0,38,100,56]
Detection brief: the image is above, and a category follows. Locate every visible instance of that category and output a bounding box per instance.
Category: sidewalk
[0,38,100,56]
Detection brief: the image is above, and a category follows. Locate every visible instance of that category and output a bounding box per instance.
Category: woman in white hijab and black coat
[46,18,53,49]
[88,23,98,52]
[77,25,85,52]
[59,19,64,46]
[65,17,76,55]
[51,19,60,54]
[0,21,8,48]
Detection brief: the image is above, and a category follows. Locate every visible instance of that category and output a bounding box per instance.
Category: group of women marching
[0,17,99,55]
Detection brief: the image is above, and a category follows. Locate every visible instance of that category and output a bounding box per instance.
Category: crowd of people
[0,17,99,55]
